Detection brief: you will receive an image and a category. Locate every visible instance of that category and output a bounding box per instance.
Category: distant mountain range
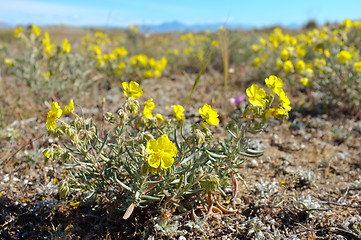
[137,21,301,32]
[137,21,255,32]
[0,21,301,32]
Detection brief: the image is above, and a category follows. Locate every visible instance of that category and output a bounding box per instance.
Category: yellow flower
[296,45,306,59]
[173,49,179,55]
[283,60,293,73]
[44,45,52,57]
[172,105,185,121]
[251,44,262,53]
[246,84,266,107]
[155,114,164,124]
[62,38,71,53]
[266,107,288,119]
[144,70,153,79]
[115,62,125,75]
[324,49,330,58]
[199,104,219,126]
[46,101,62,130]
[278,90,292,111]
[153,69,161,77]
[14,26,23,38]
[44,151,50,159]
[253,58,261,67]
[97,56,105,68]
[354,61,361,73]
[103,54,116,61]
[337,50,352,64]
[276,58,283,68]
[281,48,289,61]
[295,60,305,73]
[112,47,128,56]
[148,58,156,67]
[342,18,352,28]
[4,58,14,67]
[93,45,102,56]
[212,40,219,47]
[147,134,177,169]
[117,61,125,69]
[45,71,50,80]
[156,57,167,71]
[314,58,326,69]
[63,99,74,114]
[122,81,143,99]
[42,32,52,57]
[32,25,41,36]
[265,75,283,95]
[143,98,155,118]
[300,78,309,86]
[130,54,148,66]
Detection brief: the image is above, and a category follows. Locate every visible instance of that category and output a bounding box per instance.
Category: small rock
[283,166,296,174]
[247,159,259,168]
[3,174,9,183]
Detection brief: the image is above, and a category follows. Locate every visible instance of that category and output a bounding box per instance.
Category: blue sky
[1,0,360,28]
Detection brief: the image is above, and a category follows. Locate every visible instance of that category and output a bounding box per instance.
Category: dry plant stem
[207,190,213,215]
[186,46,216,104]
[221,31,229,92]
[353,106,361,121]
[231,172,238,201]
[215,201,237,214]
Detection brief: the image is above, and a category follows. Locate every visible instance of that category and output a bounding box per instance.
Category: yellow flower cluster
[130,55,168,78]
[81,31,168,79]
[180,32,217,61]
[42,32,53,57]
[251,18,361,89]
[46,100,74,130]
[246,75,291,120]
[32,25,41,36]
[14,26,22,38]
[4,58,14,67]
[120,82,219,169]
[62,39,71,53]
[172,105,184,122]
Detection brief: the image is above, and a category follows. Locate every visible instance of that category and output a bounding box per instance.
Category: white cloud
[0,0,131,26]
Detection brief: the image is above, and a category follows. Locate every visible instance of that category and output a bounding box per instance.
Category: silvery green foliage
[45,98,268,219]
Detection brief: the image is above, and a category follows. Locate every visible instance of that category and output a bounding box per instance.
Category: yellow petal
[46,119,57,130]
[160,153,174,169]
[146,139,158,153]
[148,154,160,168]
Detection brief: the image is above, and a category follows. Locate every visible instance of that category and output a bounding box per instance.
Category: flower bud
[117,109,128,124]
[125,98,140,115]
[59,181,70,200]
[104,112,115,123]
[200,122,213,140]
[193,129,205,145]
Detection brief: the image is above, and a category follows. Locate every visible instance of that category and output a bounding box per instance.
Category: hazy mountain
[138,21,254,33]
[0,20,300,31]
